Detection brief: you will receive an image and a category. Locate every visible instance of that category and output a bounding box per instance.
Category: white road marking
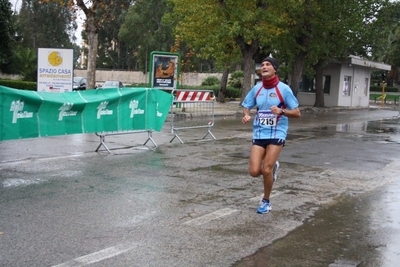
[184,208,239,226]
[52,243,137,267]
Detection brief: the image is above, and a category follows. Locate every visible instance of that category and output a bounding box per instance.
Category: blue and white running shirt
[242,82,299,140]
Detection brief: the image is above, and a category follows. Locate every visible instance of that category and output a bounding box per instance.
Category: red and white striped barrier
[175,90,211,101]
[169,89,216,143]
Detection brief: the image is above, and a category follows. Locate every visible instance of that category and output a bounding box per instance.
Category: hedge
[0,79,37,90]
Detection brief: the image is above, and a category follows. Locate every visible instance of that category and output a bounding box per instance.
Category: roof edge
[349,55,391,71]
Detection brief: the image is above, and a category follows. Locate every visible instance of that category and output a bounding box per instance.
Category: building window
[364,78,368,96]
[299,75,331,94]
[343,76,351,96]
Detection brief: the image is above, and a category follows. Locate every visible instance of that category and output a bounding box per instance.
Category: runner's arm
[270,106,301,118]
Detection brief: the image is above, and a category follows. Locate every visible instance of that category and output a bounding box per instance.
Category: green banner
[0,86,173,141]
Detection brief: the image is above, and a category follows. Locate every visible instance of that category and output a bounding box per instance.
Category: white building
[296,55,391,107]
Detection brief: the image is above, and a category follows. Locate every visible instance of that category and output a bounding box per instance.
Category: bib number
[258,110,277,126]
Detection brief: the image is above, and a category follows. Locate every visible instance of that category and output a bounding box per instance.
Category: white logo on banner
[97,101,113,119]
[9,100,34,124]
[129,100,144,118]
[58,102,77,121]
[156,103,163,117]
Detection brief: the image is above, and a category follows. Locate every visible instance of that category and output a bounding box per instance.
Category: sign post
[149,51,180,90]
[37,48,74,92]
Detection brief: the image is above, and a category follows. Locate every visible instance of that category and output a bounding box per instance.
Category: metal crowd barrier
[169,89,216,143]
[396,99,400,118]
[95,130,157,153]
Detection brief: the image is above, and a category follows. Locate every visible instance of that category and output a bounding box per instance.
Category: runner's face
[261,61,276,79]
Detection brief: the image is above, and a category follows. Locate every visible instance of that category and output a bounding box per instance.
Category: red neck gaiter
[262,76,280,89]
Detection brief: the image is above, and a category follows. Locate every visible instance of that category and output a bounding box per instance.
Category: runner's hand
[270,106,281,115]
[242,115,251,124]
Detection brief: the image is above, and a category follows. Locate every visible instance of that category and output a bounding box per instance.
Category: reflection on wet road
[233,180,400,267]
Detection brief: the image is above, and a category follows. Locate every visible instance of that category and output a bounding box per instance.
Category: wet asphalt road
[1,105,400,266]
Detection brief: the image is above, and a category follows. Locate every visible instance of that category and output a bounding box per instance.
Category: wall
[1,68,226,90]
[337,63,371,107]
[0,73,22,80]
[73,69,224,87]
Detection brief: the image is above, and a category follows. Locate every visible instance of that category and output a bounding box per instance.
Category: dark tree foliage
[95,1,131,70]
[0,0,17,73]
[16,0,76,49]
[119,0,175,72]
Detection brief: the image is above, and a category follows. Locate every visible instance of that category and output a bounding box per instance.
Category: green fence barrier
[0,86,173,141]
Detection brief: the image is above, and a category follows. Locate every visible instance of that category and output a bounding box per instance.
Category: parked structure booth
[296,55,391,107]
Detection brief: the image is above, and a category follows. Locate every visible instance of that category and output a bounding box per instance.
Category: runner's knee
[249,167,262,177]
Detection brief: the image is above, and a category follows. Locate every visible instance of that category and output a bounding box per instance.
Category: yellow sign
[48,51,63,66]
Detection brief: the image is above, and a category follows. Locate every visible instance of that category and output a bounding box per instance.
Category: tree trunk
[85,15,98,90]
[288,53,306,97]
[389,65,397,87]
[314,62,325,107]
[241,49,254,101]
[217,67,230,103]
[236,38,259,103]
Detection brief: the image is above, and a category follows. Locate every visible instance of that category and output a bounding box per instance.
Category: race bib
[258,110,277,126]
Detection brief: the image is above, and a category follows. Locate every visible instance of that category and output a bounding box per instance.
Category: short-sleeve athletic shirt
[241,81,299,140]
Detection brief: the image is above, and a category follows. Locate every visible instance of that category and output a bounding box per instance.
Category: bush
[226,86,241,98]
[201,76,220,86]
[196,85,241,99]
[228,71,244,89]
[0,79,37,90]
[196,85,219,97]
[370,94,399,101]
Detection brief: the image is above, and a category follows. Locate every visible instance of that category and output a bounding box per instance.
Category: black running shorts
[252,138,285,148]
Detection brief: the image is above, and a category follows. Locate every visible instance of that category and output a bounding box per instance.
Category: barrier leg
[396,103,400,117]
[169,130,184,144]
[143,131,158,147]
[95,133,112,153]
[202,127,216,140]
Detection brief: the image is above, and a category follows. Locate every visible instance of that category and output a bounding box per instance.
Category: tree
[65,0,132,89]
[43,0,132,88]
[94,1,131,70]
[17,0,76,50]
[167,0,279,101]
[369,1,400,86]
[166,1,237,101]
[169,0,393,107]
[0,0,16,73]
[11,0,76,80]
[119,0,175,73]
[14,47,37,81]
[271,0,391,107]
[312,0,391,106]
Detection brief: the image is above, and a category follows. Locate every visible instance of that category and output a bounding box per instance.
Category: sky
[10,0,84,45]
